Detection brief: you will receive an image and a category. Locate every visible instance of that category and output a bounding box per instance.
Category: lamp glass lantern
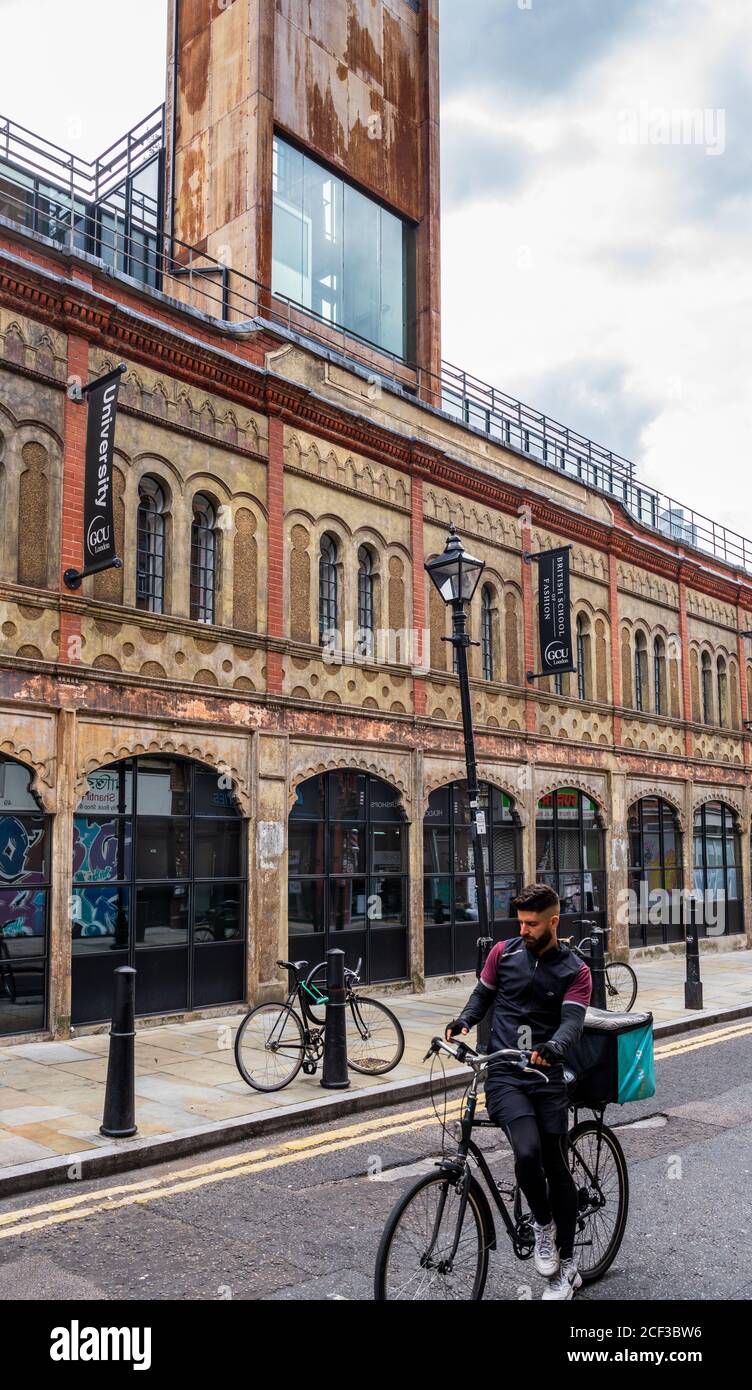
[425,525,485,605]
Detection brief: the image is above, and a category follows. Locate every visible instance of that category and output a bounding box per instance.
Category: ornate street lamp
[426,526,492,1038]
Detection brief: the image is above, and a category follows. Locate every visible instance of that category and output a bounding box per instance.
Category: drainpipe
[167,0,180,262]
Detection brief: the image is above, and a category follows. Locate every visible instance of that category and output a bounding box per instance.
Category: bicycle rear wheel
[234,1003,305,1092]
[604,962,638,1012]
[568,1118,629,1283]
[374,1171,490,1301]
[346,996,404,1074]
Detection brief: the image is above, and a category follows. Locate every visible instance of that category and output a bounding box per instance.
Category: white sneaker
[542,1258,583,1301]
[532,1219,559,1277]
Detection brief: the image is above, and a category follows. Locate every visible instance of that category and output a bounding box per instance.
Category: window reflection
[272,135,410,358]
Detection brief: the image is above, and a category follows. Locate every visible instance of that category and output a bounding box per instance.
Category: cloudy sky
[2,0,750,542]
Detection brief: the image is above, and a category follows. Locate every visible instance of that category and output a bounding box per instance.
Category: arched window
[0,756,49,1035]
[190,494,216,624]
[694,801,742,937]
[71,759,246,1025]
[576,615,587,700]
[717,656,728,728]
[535,788,606,942]
[634,631,648,712]
[654,636,666,716]
[481,585,494,681]
[627,796,682,948]
[357,545,375,657]
[136,476,165,614]
[318,533,338,644]
[288,771,408,984]
[424,782,522,976]
[701,651,713,724]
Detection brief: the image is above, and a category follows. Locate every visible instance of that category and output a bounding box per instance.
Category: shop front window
[693,801,742,937]
[535,788,606,944]
[71,759,246,1025]
[0,757,49,1035]
[627,796,683,947]
[424,782,522,976]
[288,771,408,985]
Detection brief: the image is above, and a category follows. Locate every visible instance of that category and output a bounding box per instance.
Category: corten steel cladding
[321,949,350,1090]
[82,364,126,573]
[100,966,137,1137]
[537,546,576,676]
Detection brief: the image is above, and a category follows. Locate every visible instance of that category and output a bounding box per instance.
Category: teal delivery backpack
[566,1008,655,1108]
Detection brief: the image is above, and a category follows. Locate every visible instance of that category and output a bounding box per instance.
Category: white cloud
[441,0,752,543]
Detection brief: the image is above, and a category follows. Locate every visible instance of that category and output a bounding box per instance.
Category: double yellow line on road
[0,1100,463,1241]
[0,1017,749,1240]
[654,1018,752,1058]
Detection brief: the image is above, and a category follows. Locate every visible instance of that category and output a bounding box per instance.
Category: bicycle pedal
[302,1060,317,1075]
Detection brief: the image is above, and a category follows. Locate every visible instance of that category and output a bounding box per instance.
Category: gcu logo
[544,641,568,664]
[87,515,111,552]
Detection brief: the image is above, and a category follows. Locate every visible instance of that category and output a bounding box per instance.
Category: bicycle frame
[427,1066,611,1265]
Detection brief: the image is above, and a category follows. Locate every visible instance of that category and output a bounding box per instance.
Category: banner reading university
[83,364,126,571]
[65,363,126,590]
[537,545,575,675]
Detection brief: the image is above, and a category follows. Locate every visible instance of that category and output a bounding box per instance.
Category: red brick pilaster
[608,553,622,744]
[411,475,427,715]
[678,570,692,757]
[266,413,285,694]
[58,334,89,665]
[736,597,749,766]
[521,516,536,734]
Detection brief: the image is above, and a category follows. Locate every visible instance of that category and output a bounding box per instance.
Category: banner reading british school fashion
[82,365,124,572]
[537,545,575,675]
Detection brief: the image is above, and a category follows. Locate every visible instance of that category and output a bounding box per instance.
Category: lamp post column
[451,599,493,1048]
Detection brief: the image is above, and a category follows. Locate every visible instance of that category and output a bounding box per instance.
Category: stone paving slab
[0,946,749,1177]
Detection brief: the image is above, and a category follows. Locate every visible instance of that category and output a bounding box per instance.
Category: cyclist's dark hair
[511,883,560,915]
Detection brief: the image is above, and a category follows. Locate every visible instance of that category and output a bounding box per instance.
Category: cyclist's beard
[523,928,553,955]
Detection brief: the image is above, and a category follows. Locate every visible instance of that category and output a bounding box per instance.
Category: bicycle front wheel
[569,1118,629,1283]
[604,962,638,1012]
[346,996,405,1074]
[374,1171,490,1301]
[234,1003,305,1092]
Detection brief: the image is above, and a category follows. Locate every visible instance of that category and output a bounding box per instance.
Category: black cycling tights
[504,1117,577,1261]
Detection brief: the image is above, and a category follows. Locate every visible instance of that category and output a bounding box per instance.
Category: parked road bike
[566,934,638,1012]
[234,958,405,1092]
[374,1035,629,1300]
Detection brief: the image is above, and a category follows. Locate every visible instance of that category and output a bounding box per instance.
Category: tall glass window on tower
[272,135,411,359]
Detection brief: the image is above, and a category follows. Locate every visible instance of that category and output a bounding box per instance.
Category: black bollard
[586,922,607,1011]
[320,949,350,1090]
[684,897,704,1011]
[475,935,494,1053]
[100,966,137,1137]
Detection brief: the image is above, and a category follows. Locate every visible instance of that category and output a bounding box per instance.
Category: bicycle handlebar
[423,1036,550,1082]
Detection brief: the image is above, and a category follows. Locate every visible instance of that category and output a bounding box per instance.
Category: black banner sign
[538,545,575,674]
[82,365,124,572]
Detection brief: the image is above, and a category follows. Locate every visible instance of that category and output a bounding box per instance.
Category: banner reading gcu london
[82,365,124,571]
[537,545,575,675]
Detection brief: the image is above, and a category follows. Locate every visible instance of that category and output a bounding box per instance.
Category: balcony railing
[1,107,751,577]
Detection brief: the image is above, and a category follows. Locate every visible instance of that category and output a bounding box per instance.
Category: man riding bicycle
[445,883,592,1300]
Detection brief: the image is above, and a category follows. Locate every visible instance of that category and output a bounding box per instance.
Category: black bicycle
[374,1036,629,1300]
[567,935,638,1012]
[234,958,405,1092]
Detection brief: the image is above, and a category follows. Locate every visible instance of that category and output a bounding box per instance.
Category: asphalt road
[0,1017,751,1302]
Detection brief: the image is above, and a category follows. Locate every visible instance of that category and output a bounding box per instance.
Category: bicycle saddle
[276,959,309,973]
